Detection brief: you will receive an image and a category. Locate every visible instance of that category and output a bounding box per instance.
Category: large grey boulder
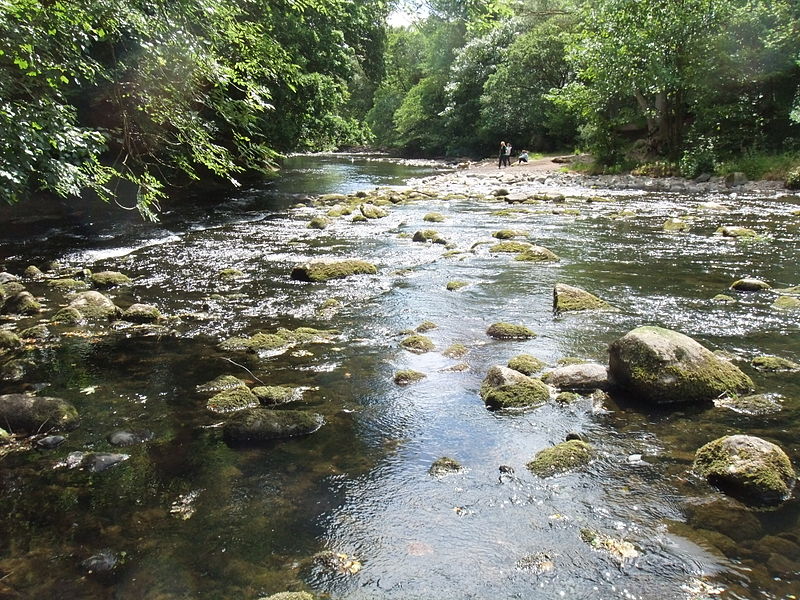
[693,435,796,507]
[0,394,80,434]
[544,363,609,391]
[607,326,753,404]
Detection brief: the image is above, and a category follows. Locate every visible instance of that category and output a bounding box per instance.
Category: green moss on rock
[291,259,377,282]
[715,226,757,238]
[360,204,389,219]
[515,245,560,262]
[507,354,545,375]
[400,334,435,353]
[773,295,800,310]
[2,292,41,315]
[207,387,259,414]
[68,291,119,319]
[415,320,437,333]
[351,214,368,223]
[0,394,80,434]
[527,440,594,477]
[423,212,445,222]
[429,456,462,476]
[218,268,244,280]
[47,278,89,291]
[482,380,549,410]
[307,215,330,229]
[252,385,302,405]
[663,218,690,232]
[693,435,796,506]
[751,356,800,372]
[326,205,353,217]
[259,593,316,600]
[553,283,609,312]
[412,229,446,244]
[91,271,131,288]
[492,230,520,239]
[490,241,532,253]
[394,370,426,385]
[196,375,247,394]
[555,392,582,405]
[219,327,337,353]
[23,265,44,279]
[446,280,468,291]
[711,294,736,304]
[0,329,22,351]
[51,307,83,325]
[222,408,323,444]
[730,278,770,291]
[442,343,468,359]
[486,322,536,339]
[608,326,754,404]
[122,303,162,323]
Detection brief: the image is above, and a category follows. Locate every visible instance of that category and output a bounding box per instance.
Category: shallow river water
[0,155,799,600]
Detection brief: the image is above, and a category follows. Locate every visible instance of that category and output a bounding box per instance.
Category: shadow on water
[1,156,799,599]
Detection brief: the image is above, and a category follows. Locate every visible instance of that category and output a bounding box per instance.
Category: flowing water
[0,154,799,600]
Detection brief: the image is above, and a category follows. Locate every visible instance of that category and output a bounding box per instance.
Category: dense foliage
[0,0,388,217]
[375,0,800,176]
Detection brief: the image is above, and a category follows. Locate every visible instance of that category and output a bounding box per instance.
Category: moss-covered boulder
[47,278,89,291]
[196,375,247,394]
[442,343,468,359]
[252,385,303,405]
[400,334,435,353]
[218,268,244,280]
[291,259,377,282]
[394,370,426,385]
[730,278,770,291]
[429,456,462,476]
[51,307,83,325]
[0,394,80,434]
[480,365,549,410]
[553,283,609,313]
[23,265,44,279]
[693,435,796,507]
[710,294,736,304]
[490,241,532,253]
[1,291,41,315]
[773,295,800,310]
[507,354,545,375]
[663,218,690,232]
[492,229,520,239]
[360,204,389,219]
[351,214,368,223]
[91,271,131,288]
[515,245,560,262]
[19,324,50,340]
[0,329,22,352]
[415,320,437,333]
[446,280,468,291]
[219,327,337,354]
[326,205,352,217]
[751,356,800,372]
[607,326,754,404]
[207,387,259,413]
[715,226,757,238]
[222,408,323,444]
[68,291,120,319]
[412,229,446,244]
[527,440,594,477]
[486,322,536,339]
[121,303,162,323]
[307,215,330,229]
[542,363,608,391]
[423,212,445,222]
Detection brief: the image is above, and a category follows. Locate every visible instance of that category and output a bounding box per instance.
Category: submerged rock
[480,365,549,410]
[400,334,434,353]
[218,268,245,280]
[0,394,79,434]
[2,291,41,315]
[710,294,736,304]
[82,549,119,575]
[579,528,639,562]
[751,356,800,372]
[47,278,90,291]
[507,354,545,375]
[91,271,131,288]
[222,408,323,444]
[693,435,796,506]
[527,440,594,477]
[394,370,426,385]
[219,327,337,354]
[207,387,259,413]
[121,303,162,323]
[68,291,120,319]
[773,295,800,310]
[713,394,782,415]
[107,430,154,447]
[489,241,531,253]
[35,434,66,449]
[291,259,377,282]
[543,363,608,391]
[428,456,463,476]
[66,451,129,473]
[196,375,248,394]
[607,326,754,404]
[486,322,536,339]
[730,278,770,291]
[684,497,763,542]
[553,283,609,313]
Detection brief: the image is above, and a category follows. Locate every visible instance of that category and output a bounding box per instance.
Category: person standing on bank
[504,142,512,166]
[498,141,507,168]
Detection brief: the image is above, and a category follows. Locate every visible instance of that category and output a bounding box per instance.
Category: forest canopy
[2,0,799,216]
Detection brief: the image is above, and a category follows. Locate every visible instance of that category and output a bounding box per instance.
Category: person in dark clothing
[498,141,507,168]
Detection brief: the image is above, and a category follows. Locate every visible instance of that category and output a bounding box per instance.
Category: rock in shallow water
[0,394,79,434]
[607,326,753,404]
[222,408,323,445]
[107,430,154,447]
[543,363,608,391]
[693,435,796,507]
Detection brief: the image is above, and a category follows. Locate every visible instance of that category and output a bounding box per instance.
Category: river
[0,154,798,600]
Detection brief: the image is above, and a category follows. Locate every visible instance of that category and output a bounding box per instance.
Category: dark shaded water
[1,155,799,599]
